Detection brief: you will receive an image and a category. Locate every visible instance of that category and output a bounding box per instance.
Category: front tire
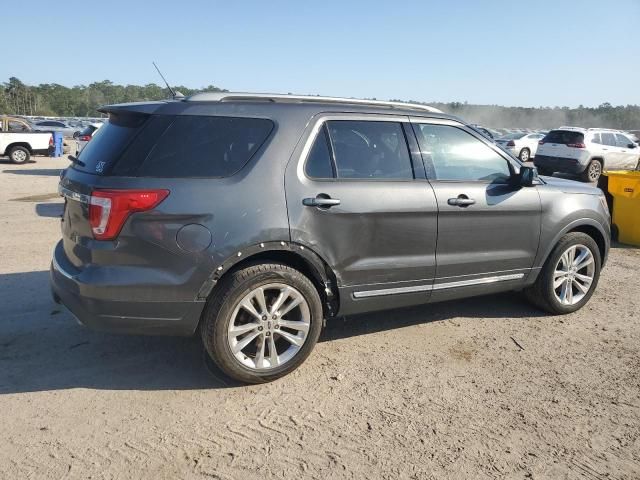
[524,232,601,315]
[9,146,30,164]
[200,262,323,384]
[519,148,531,162]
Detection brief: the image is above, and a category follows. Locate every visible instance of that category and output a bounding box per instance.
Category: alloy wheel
[227,283,310,370]
[588,161,602,182]
[553,244,595,306]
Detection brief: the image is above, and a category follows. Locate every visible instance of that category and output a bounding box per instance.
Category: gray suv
[51,93,611,383]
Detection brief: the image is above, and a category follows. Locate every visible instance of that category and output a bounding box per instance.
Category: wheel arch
[537,218,609,270]
[4,142,33,155]
[197,241,339,318]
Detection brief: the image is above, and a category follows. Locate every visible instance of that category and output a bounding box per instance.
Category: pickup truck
[0,116,52,164]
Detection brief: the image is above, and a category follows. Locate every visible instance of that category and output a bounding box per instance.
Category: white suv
[534,127,640,182]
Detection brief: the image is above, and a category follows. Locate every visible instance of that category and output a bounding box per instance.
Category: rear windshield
[542,130,584,145]
[75,113,274,177]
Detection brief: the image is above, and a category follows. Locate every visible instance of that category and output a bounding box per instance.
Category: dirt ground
[1,156,639,480]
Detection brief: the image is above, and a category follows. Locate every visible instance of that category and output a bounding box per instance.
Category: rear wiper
[68,155,85,167]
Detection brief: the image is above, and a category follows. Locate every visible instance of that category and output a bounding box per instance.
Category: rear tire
[9,146,30,164]
[200,262,323,384]
[524,232,601,315]
[519,148,531,162]
[581,159,602,183]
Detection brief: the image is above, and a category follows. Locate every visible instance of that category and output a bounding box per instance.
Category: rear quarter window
[132,116,273,178]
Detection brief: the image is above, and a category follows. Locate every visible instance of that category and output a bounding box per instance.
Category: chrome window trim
[58,184,90,204]
[352,273,525,299]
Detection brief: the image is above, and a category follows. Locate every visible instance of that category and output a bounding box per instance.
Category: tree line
[1,77,638,130]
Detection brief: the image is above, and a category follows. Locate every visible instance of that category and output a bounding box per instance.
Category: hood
[539,175,601,195]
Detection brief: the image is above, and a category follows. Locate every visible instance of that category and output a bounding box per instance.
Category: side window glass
[592,133,601,144]
[414,124,511,182]
[8,121,28,132]
[601,133,617,147]
[305,126,335,178]
[615,134,632,148]
[326,121,413,180]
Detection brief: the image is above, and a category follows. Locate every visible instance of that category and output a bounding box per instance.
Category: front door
[411,118,542,301]
[285,115,439,315]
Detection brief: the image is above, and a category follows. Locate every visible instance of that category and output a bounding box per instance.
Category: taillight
[538,140,545,145]
[567,143,586,148]
[507,140,516,147]
[88,189,169,240]
[78,134,92,141]
[49,135,53,146]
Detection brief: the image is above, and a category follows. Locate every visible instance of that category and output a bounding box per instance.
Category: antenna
[152,62,184,99]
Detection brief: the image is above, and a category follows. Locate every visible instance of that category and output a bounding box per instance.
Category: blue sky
[3,0,639,107]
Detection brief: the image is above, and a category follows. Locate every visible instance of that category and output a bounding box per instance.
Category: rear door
[410,118,541,301]
[600,132,621,168]
[285,114,439,315]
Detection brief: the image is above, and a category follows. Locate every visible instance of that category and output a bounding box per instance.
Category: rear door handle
[303,195,341,208]
[448,195,476,207]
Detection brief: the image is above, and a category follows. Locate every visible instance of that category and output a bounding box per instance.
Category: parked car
[535,127,640,182]
[469,124,494,140]
[51,93,611,383]
[74,122,103,155]
[0,116,52,163]
[495,132,545,162]
[31,120,80,138]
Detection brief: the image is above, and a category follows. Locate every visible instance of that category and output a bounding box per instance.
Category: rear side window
[542,130,585,145]
[601,132,616,147]
[305,126,335,178]
[134,116,273,178]
[591,133,601,144]
[326,121,413,179]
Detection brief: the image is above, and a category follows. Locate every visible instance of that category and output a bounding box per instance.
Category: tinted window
[74,112,149,175]
[134,116,273,178]
[601,132,616,147]
[326,121,412,179]
[500,132,527,140]
[615,134,633,148]
[542,130,585,145]
[305,126,334,178]
[414,124,511,182]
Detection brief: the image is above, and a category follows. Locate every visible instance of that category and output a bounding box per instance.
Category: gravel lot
[1,156,639,479]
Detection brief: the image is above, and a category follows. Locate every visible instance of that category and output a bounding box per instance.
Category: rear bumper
[50,241,205,336]
[534,155,587,174]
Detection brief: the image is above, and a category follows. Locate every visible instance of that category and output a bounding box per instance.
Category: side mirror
[515,165,537,187]
[627,143,637,149]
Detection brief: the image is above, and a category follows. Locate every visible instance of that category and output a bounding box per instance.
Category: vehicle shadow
[0,270,545,394]
[35,202,64,218]
[2,168,63,176]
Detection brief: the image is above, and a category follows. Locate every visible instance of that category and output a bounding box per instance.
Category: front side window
[326,121,413,180]
[615,134,633,148]
[414,124,511,182]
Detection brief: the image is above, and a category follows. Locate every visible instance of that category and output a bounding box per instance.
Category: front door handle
[303,195,341,208]
[448,195,476,207]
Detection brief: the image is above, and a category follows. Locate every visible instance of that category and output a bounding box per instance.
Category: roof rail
[558,125,622,132]
[185,92,443,113]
